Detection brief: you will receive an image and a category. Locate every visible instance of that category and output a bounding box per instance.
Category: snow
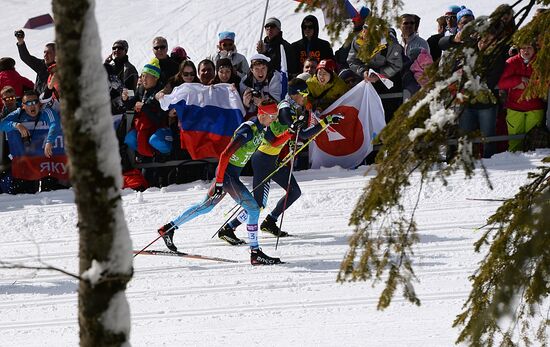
[0,0,547,346]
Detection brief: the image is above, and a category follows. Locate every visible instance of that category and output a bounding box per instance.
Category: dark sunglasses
[182,72,195,77]
[153,45,167,50]
[302,24,315,30]
[402,21,415,25]
[2,96,16,102]
[23,99,39,106]
[221,41,234,47]
[112,46,125,51]
[264,23,277,29]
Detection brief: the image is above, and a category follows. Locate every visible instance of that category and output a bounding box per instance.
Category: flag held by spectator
[159,83,245,159]
[310,81,386,169]
[7,121,68,180]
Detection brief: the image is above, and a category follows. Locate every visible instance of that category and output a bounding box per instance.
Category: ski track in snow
[1,151,548,346]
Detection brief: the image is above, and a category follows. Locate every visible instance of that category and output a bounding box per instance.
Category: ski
[133,249,239,263]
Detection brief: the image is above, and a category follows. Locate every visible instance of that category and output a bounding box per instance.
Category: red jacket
[498,54,544,112]
[0,69,34,109]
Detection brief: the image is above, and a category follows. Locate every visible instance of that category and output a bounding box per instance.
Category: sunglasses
[153,45,167,50]
[181,72,195,77]
[2,96,16,102]
[302,25,315,30]
[112,46,125,51]
[264,24,277,29]
[23,99,39,106]
[221,41,234,48]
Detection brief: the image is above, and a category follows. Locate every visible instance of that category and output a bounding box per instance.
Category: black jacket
[158,57,180,87]
[16,42,52,94]
[106,55,139,91]
[291,15,334,70]
[262,32,298,75]
[427,33,444,62]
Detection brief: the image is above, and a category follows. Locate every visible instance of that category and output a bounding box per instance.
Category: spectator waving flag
[310,81,386,169]
[7,121,68,180]
[159,83,245,159]
[294,0,358,25]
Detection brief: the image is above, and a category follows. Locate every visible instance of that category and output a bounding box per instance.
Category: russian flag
[159,83,245,159]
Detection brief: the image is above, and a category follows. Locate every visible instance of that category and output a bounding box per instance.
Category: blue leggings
[172,165,260,228]
[228,151,301,228]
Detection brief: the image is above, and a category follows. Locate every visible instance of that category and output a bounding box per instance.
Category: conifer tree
[298,0,549,344]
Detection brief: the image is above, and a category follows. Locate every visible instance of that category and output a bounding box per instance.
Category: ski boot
[218,224,246,246]
[250,248,283,265]
[158,222,178,252]
[260,216,289,237]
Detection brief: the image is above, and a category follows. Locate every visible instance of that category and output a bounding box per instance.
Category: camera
[251,88,262,98]
[14,30,25,39]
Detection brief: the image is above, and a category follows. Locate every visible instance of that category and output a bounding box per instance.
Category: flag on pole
[309,81,386,169]
[159,83,245,159]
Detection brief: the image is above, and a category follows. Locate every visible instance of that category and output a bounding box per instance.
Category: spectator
[209,31,249,78]
[0,57,34,110]
[256,17,298,74]
[170,46,189,66]
[498,43,545,152]
[444,5,462,35]
[213,58,241,88]
[104,39,139,91]
[439,8,475,52]
[240,54,282,118]
[103,63,125,116]
[427,16,447,61]
[122,58,171,162]
[152,36,179,86]
[335,6,370,69]
[399,14,430,58]
[338,69,361,89]
[161,60,200,96]
[14,29,55,95]
[409,48,433,88]
[197,59,216,85]
[1,86,19,117]
[306,59,348,112]
[291,15,334,72]
[302,57,318,76]
[348,25,404,122]
[0,86,19,193]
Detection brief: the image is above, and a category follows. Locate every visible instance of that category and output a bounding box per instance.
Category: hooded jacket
[498,54,544,112]
[291,15,334,70]
[262,32,298,75]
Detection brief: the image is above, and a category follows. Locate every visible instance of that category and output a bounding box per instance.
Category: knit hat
[218,31,235,42]
[171,46,188,60]
[142,58,161,79]
[445,5,461,16]
[113,39,129,51]
[287,79,308,96]
[457,7,474,23]
[265,17,281,30]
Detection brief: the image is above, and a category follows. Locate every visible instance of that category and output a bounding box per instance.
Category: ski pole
[134,197,215,257]
[275,126,301,250]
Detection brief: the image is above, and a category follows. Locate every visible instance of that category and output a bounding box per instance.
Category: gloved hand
[326,114,344,124]
[289,114,307,133]
[209,182,224,199]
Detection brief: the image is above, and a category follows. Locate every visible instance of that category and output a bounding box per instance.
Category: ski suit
[169,117,291,249]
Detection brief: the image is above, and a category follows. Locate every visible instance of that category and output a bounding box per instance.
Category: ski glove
[209,182,224,199]
[320,114,344,127]
[289,114,307,133]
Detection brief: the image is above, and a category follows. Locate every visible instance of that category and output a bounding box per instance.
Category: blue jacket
[0,107,61,144]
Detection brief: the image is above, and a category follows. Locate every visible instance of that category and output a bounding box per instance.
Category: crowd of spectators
[0,4,548,194]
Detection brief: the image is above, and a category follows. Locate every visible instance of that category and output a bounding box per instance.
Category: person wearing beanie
[291,15,334,73]
[157,99,305,265]
[220,77,343,243]
[306,59,349,112]
[122,56,170,172]
[208,31,249,78]
[444,5,462,35]
[456,8,475,30]
[256,17,298,74]
[105,39,138,91]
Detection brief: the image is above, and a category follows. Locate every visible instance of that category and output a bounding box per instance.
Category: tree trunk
[51,0,133,346]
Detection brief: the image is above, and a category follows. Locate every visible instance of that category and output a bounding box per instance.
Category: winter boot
[218,224,246,245]
[260,216,289,237]
[250,248,283,265]
[158,222,178,252]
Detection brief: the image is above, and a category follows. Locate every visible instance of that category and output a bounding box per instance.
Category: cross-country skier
[217,78,343,243]
[157,101,305,265]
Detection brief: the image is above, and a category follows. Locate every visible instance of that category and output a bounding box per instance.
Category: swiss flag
[310,82,385,169]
